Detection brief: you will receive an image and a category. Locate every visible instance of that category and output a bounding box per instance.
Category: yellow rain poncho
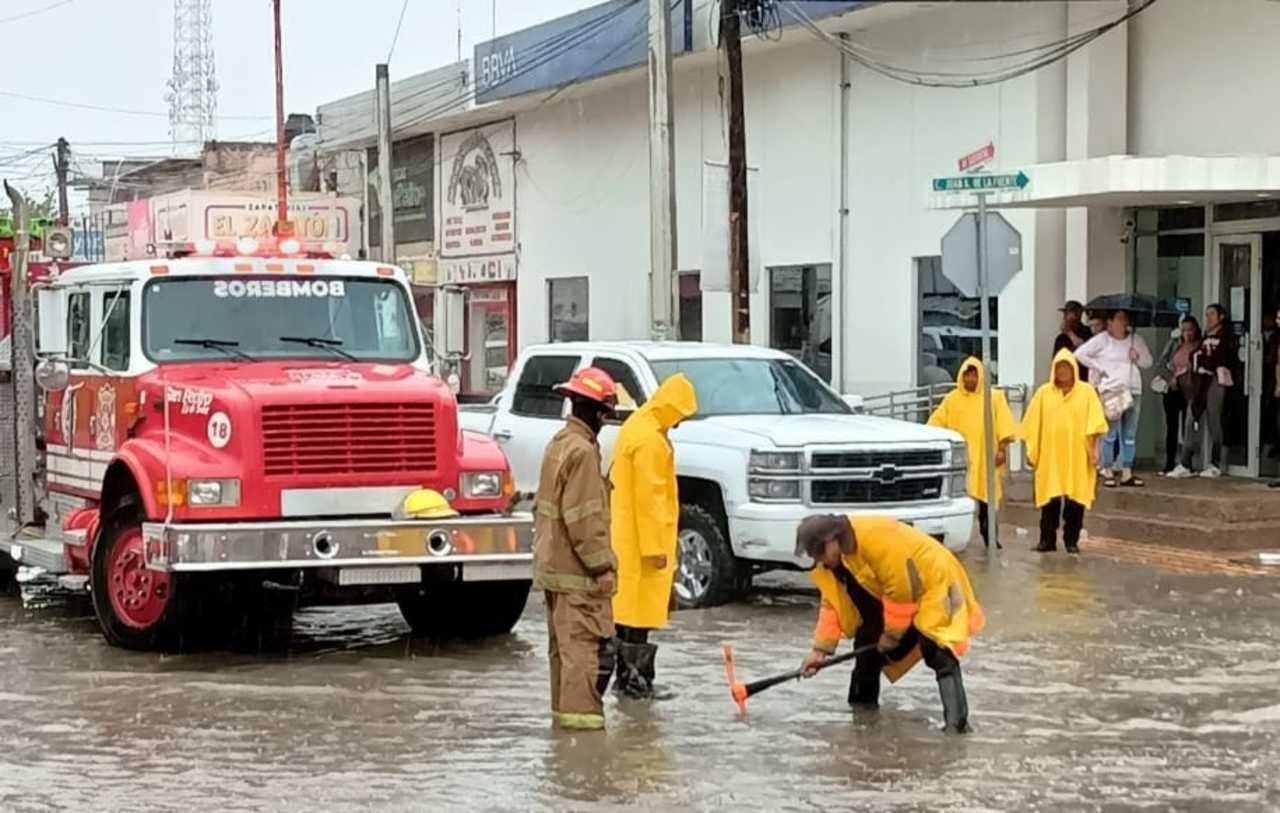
[1021,349,1109,509]
[810,516,984,681]
[927,357,1018,507]
[610,374,698,629]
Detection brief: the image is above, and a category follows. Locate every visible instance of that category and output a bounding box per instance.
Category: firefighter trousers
[545,590,616,730]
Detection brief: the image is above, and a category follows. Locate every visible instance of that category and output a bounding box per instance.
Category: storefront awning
[929,154,1280,210]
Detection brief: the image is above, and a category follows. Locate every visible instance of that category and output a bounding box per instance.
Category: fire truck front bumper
[140,514,534,580]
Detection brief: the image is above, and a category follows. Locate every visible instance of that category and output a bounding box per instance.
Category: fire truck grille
[261,403,438,477]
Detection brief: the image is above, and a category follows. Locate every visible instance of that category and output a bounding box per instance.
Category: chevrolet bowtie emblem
[874,464,901,484]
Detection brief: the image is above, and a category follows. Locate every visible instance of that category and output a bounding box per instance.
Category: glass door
[1211,235,1262,477]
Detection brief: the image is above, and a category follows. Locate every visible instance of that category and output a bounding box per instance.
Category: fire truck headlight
[461,472,503,498]
[188,478,242,507]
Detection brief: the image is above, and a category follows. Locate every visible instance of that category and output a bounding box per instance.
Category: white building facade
[317,0,1280,478]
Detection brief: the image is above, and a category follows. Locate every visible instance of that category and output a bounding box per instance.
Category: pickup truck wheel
[397,580,532,639]
[675,504,738,610]
[91,505,193,651]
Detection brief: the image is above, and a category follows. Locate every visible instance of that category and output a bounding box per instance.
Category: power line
[783,0,1160,88]
[0,0,73,25]
[387,0,411,63]
[0,89,269,120]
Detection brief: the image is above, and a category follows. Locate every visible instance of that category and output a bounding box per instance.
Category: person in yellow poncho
[927,357,1017,549]
[1021,348,1109,554]
[609,373,698,699]
[795,514,984,733]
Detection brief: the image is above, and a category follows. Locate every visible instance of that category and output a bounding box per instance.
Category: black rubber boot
[615,641,668,700]
[936,670,970,734]
[1033,540,1056,553]
[847,652,881,708]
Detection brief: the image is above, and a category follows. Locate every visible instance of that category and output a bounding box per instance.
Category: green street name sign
[932,171,1029,193]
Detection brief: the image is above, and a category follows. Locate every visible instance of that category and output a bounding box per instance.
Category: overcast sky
[0,0,592,214]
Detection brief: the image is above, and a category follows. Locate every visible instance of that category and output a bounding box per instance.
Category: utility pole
[975,193,999,552]
[53,138,70,226]
[4,182,37,527]
[375,63,396,263]
[272,0,289,232]
[647,0,677,340]
[720,0,750,343]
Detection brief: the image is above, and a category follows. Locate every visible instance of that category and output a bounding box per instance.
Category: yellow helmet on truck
[394,489,458,520]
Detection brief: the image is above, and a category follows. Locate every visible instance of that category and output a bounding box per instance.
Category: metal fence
[858,381,1029,425]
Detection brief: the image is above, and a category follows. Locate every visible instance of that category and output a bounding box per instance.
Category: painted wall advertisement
[438,120,516,285]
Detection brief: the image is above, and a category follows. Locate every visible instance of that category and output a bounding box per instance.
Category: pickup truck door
[489,352,583,492]
[586,354,654,475]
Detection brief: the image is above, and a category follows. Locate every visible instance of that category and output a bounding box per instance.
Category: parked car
[461,342,973,608]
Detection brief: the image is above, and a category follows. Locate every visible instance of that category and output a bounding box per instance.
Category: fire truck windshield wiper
[279,336,358,362]
[173,338,255,362]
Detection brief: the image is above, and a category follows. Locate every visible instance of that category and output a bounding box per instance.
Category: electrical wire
[387,0,411,63]
[783,0,1161,88]
[0,90,270,120]
[0,0,73,25]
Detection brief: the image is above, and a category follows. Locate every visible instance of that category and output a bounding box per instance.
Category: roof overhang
[930,155,1280,210]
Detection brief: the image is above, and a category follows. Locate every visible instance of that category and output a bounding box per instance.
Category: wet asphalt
[1,543,1278,812]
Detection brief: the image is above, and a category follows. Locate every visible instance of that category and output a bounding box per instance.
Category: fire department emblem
[91,384,117,451]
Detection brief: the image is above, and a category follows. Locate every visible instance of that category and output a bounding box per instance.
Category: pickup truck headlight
[461,471,503,498]
[749,450,803,473]
[950,441,968,470]
[749,478,802,502]
[187,478,241,507]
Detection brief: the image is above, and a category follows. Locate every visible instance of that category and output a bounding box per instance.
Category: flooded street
[1,544,1278,812]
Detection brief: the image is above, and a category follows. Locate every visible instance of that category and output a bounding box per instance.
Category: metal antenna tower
[165,0,218,154]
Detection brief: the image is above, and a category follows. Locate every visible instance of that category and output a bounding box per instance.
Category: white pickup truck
[460,342,974,608]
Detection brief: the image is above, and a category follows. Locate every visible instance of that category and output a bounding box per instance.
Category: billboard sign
[438,121,517,285]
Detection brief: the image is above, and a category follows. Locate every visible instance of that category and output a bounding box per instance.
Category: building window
[1213,200,1280,224]
[548,277,589,343]
[769,264,832,383]
[101,290,130,371]
[916,256,997,385]
[678,271,702,341]
[511,354,580,418]
[367,134,434,247]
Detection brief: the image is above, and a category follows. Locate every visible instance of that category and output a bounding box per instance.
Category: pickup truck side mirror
[841,394,865,413]
[605,408,635,426]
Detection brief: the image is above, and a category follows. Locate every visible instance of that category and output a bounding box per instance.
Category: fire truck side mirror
[35,359,69,392]
[437,286,467,358]
[35,288,68,356]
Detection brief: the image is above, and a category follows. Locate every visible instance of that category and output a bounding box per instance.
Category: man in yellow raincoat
[796,514,985,733]
[1021,348,1108,554]
[609,373,698,699]
[927,357,1017,549]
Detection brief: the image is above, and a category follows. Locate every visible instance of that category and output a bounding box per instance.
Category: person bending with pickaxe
[796,514,985,733]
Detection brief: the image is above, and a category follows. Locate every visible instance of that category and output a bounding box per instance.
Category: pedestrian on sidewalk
[532,367,620,731]
[1075,309,1153,488]
[1053,300,1094,384]
[1158,317,1202,478]
[927,357,1017,549]
[1175,304,1237,479]
[796,515,985,734]
[610,373,698,700]
[1021,349,1109,554]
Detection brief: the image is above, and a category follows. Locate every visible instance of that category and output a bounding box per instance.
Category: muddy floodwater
[1,544,1278,812]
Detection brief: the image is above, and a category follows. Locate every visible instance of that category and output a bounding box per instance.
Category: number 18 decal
[207,411,233,449]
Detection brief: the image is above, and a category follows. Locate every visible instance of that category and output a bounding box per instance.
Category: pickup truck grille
[261,403,438,477]
[811,449,944,469]
[811,477,943,504]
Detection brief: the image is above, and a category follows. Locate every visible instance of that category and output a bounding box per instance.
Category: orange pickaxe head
[723,644,749,715]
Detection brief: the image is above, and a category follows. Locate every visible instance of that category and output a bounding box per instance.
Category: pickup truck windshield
[143,276,419,363]
[649,358,849,416]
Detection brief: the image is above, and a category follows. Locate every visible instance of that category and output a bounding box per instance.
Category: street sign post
[933,171,1028,553]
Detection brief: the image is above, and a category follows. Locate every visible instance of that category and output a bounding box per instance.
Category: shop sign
[441,256,516,285]
[439,121,517,283]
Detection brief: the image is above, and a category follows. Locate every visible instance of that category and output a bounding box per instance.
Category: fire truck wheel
[91,505,191,651]
[396,580,532,639]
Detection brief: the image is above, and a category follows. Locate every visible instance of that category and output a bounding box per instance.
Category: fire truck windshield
[143,276,420,363]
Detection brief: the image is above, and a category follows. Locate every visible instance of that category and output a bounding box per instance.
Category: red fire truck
[2,236,533,650]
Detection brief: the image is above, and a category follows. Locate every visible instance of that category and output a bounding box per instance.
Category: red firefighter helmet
[554,367,618,407]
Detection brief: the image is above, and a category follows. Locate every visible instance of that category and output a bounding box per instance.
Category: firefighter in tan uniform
[532,367,620,731]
